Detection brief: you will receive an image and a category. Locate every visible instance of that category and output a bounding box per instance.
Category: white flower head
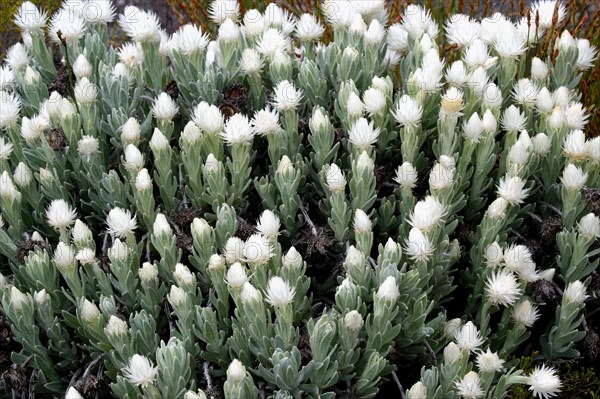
[476,348,505,373]
[106,207,137,239]
[485,269,521,306]
[455,371,483,399]
[563,280,587,304]
[362,88,386,116]
[251,107,280,136]
[242,9,265,37]
[346,92,364,117]
[265,276,295,307]
[440,86,464,119]
[209,0,240,24]
[527,365,562,399]
[121,117,141,146]
[401,4,439,40]
[578,213,600,238]
[404,227,435,262]
[53,242,76,271]
[446,60,469,87]
[377,276,399,301]
[256,210,280,239]
[349,118,380,150]
[221,113,255,145]
[513,300,540,327]
[218,19,240,43]
[80,298,101,322]
[446,14,480,48]
[192,101,224,135]
[494,26,526,59]
[272,80,303,111]
[118,42,143,69]
[0,66,15,91]
[65,387,84,399]
[563,129,588,161]
[224,236,244,264]
[295,13,324,42]
[76,247,96,265]
[225,262,248,289]
[497,175,529,205]
[354,209,372,233]
[455,321,484,353]
[344,310,364,331]
[240,282,262,303]
[531,57,549,80]
[139,262,158,281]
[74,77,98,104]
[463,112,483,142]
[387,23,408,52]
[257,28,290,58]
[124,144,144,172]
[49,7,87,44]
[0,137,14,161]
[325,163,346,192]
[13,162,32,187]
[531,0,566,30]
[105,315,128,337]
[565,102,589,131]
[5,43,29,70]
[444,342,462,364]
[394,162,418,189]
[575,38,598,70]
[14,1,48,32]
[243,234,273,266]
[408,196,446,232]
[78,135,99,162]
[118,6,161,43]
[46,199,77,231]
[153,213,172,237]
[123,354,158,388]
[72,54,92,80]
[226,359,246,382]
[561,164,587,190]
[152,92,178,122]
[171,24,209,55]
[240,48,263,76]
[513,78,539,108]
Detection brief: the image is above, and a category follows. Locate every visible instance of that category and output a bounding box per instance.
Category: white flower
[446,14,480,48]
[240,48,263,76]
[106,207,137,239]
[446,61,469,87]
[46,199,77,231]
[118,42,143,68]
[429,159,455,190]
[208,254,225,270]
[393,95,423,128]
[265,276,295,307]
[263,3,296,35]
[124,144,144,172]
[20,114,49,142]
[344,310,364,331]
[295,13,324,42]
[527,365,562,399]
[578,213,600,238]
[486,197,508,220]
[74,78,97,104]
[221,113,255,144]
[105,315,128,337]
[0,137,14,161]
[440,87,464,119]
[49,7,87,44]
[251,107,280,136]
[14,1,47,32]
[455,321,484,353]
[79,0,115,24]
[377,276,399,301]
[553,86,570,109]
[325,163,346,192]
[65,387,84,399]
[225,262,248,289]
[226,359,246,382]
[76,248,96,265]
[444,342,462,364]
[153,213,172,237]
[0,171,20,201]
[0,91,21,128]
[168,285,187,307]
[53,242,76,271]
[404,227,435,262]
[387,23,408,52]
[575,38,597,70]
[72,54,92,80]
[171,24,209,55]
[118,6,161,43]
[348,118,380,150]
[588,137,600,164]
[218,19,240,43]
[462,113,483,142]
[13,162,32,187]
[513,78,539,108]
[561,164,587,190]
[0,66,15,91]
[123,355,158,388]
[484,242,504,268]
[532,133,551,155]
[240,282,262,303]
[565,102,589,131]
[563,129,588,161]
[243,234,273,266]
[464,40,497,71]
[531,57,549,80]
[152,92,178,122]
[139,262,158,281]
[476,348,504,373]
[256,210,280,239]
[242,9,265,37]
[482,82,503,109]
[80,298,100,322]
[508,141,530,167]
[346,92,364,117]
[503,244,535,274]
[394,162,418,189]
[531,0,566,30]
[209,0,240,24]
[501,105,526,132]
[497,175,529,205]
[272,80,303,111]
[257,28,290,58]
[121,118,141,146]
[192,102,224,135]
[10,286,29,311]
[563,280,587,304]
[354,209,372,233]
[401,4,439,40]
[224,237,244,264]
[494,26,526,59]
[455,371,483,399]
[362,88,386,116]
[485,269,521,306]
[149,129,169,153]
[513,300,540,327]
[174,263,194,287]
[408,196,446,232]
[78,135,99,162]
[283,247,303,269]
[364,19,385,45]
[5,43,29,70]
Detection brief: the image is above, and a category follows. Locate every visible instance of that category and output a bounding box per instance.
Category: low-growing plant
[0,1,599,398]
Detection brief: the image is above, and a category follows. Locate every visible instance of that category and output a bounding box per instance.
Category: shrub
[0,1,599,398]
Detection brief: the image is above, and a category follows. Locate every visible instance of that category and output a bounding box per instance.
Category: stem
[391,371,407,399]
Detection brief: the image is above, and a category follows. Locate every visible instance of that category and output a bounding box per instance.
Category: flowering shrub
[0,0,599,398]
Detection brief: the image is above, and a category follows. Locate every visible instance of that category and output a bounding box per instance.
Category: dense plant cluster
[0,0,599,398]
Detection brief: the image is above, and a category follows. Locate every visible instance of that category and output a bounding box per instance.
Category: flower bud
[139,262,158,282]
[121,118,141,146]
[72,54,92,79]
[168,285,187,307]
[226,359,246,382]
[531,57,548,81]
[563,281,587,304]
[376,276,399,301]
[105,315,128,337]
[532,133,550,155]
[33,289,50,305]
[13,162,32,187]
[344,310,364,331]
[578,213,600,238]
[353,209,372,233]
[80,299,101,323]
[11,286,30,311]
[282,247,302,269]
[153,213,172,236]
[443,342,462,364]
[407,382,427,399]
